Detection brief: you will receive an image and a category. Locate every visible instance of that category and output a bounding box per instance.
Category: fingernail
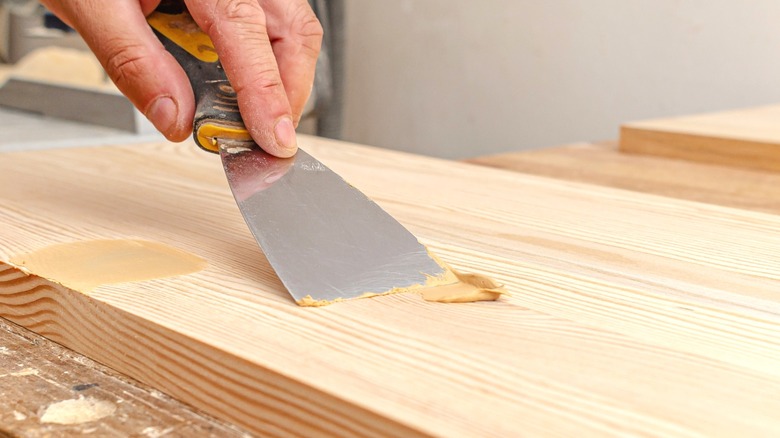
[146,96,177,135]
[274,117,298,156]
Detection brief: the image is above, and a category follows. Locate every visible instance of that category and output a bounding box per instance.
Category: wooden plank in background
[2,136,780,436]
[467,141,780,214]
[620,105,780,171]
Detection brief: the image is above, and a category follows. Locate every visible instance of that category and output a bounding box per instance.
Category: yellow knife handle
[147,0,253,153]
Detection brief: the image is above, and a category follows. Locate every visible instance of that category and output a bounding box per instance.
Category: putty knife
[148,1,447,305]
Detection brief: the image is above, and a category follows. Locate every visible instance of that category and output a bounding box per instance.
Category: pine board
[467,141,780,214]
[620,105,780,171]
[2,135,780,436]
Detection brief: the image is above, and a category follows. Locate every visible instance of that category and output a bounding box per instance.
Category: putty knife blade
[220,143,446,305]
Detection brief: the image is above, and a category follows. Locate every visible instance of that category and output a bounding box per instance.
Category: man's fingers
[186,0,297,157]
[139,0,161,16]
[43,0,321,155]
[50,0,194,141]
[259,0,323,126]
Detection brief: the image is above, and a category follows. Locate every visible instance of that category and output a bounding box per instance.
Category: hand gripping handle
[147,0,253,153]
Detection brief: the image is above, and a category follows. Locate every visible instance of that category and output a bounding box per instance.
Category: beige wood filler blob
[10,239,502,306]
[420,269,507,303]
[297,252,507,307]
[9,239,206,292]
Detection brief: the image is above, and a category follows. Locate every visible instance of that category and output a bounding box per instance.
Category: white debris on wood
[40,397,116,425]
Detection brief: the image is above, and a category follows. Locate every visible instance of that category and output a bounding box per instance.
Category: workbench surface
[2,135,780,436]
[0,106,162,154]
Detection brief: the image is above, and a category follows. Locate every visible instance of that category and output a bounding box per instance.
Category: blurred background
[1,0,779,158]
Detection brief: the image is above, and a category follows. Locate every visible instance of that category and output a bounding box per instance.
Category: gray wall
[340,1,780,159]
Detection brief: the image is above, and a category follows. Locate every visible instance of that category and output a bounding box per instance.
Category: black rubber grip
[148,0,252,153]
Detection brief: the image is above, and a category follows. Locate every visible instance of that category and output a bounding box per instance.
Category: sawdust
[39,397,116,425]
[3,368,38,377]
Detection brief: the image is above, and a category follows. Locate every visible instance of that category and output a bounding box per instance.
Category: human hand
[40,0,323,158]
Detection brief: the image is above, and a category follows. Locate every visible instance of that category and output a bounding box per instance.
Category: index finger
[185,0,297,158]
[259,0,323,125]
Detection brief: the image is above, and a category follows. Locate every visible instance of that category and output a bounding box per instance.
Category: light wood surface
[619,105,780,171]
[2,135,780,436]
[467,141,780,215]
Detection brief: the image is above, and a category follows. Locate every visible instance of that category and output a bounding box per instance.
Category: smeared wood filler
[296,255,507,307]
[420,269,507,303]
[9,239,206,292]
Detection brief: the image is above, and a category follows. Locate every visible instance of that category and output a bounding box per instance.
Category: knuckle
[234,63,284,95]
[100,38,150,90]
[293,6,324,38]
[214,0,265,25]
[288,4,323,56]
[206,0,269,47]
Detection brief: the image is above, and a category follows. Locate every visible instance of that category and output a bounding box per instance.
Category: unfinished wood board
[0,79,147,133]
[0,319,248,437]
[2,135,780,436]
[0,48,151,133]
[6,47,109,89]
[620,105,780,171]
[467,141,780,214]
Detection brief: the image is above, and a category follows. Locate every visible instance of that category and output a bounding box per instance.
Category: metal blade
[219,142,447,304]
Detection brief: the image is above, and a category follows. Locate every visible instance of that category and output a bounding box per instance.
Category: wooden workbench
[2,135,780,436]
[0,318,248,436]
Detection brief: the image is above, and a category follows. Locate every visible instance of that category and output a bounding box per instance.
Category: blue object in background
[43,11,73,32]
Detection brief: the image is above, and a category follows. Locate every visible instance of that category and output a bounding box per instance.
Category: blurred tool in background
[0,0,85,62]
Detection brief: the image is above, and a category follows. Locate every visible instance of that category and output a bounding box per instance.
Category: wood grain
[0,318,249,437]
[467,141,780,214]
[2,136,780,436]
[619,105,780,171]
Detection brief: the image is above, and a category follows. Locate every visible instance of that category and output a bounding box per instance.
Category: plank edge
[0,262,426,438]
[619,125,780,172]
